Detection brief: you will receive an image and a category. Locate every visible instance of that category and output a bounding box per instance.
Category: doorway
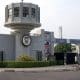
[0,51,4,61]
[36,51,42,61]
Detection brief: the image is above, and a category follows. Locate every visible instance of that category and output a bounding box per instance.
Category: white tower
[5,2,41,32]
[5,1,41,59]
[59,26,62,39]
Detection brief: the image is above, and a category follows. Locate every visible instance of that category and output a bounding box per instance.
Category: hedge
[0,61,63,68]
[56,60,64,65]
[0,62,7,68]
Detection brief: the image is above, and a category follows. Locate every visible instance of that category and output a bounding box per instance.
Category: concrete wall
[31,35,45,60]
[0,34,15,60]
[30,29,54,60]
[0,29,54,61]
[15,32,32,59]
[15,31,45,60]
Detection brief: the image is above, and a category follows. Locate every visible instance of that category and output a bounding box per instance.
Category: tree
[54,43,72,53]
[54,43,76,65]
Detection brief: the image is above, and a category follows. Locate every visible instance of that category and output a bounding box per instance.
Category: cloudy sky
[0,0,80,39]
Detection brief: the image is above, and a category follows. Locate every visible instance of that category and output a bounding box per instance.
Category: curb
[0,66,79,72]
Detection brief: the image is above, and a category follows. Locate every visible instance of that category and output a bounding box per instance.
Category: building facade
[0,29,54,61]
[0,2,80,63]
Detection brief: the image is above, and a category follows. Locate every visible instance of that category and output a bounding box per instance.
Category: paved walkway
[0,65,80,72]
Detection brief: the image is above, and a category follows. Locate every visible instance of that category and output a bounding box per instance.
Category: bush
[0,61,7,68]
[56,60,64,65]
[6,61,50,68]
[0,61,57,68]
[0,60,64,68]
[17,54,34,61]
[49,61,56,66]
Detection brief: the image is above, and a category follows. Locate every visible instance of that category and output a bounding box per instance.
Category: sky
[0,0,80,39]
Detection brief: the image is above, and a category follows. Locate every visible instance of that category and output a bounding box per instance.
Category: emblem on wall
[22,35,31,47]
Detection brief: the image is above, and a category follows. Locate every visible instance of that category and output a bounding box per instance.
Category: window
[23,7,29,17]
[38,8,40,22]
[31,8,35,18]
[14,7,19,17]
[8,8,12,17]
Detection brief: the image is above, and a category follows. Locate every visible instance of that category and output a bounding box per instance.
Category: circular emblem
[22,35,31,46]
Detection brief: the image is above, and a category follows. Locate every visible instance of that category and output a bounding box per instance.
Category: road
[0,71,80,80]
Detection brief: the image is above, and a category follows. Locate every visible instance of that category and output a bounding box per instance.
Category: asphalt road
[0,71,80,80]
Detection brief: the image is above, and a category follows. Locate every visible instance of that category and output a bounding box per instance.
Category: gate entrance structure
[5,1,41,59]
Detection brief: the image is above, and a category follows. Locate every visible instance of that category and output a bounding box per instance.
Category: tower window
[38,8,40,22]
[23,7,29,17]
[8,8,12,18]
[14,7,19,17]
[31,8,35,18]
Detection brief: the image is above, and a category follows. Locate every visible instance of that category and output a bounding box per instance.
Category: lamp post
[64,39,71,65]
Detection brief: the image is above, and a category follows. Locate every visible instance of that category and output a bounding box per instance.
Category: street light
[64,39,71,65]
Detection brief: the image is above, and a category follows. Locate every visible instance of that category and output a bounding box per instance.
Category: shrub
[6,61,50,68]
[56,60,64,65]
[17,54,34,61]
[0,61,7,68]
[49,61,56,66]
[0,61,56,68]
[0,60,63,68]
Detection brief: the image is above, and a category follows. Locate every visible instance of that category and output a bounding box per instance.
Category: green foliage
[54,43,72,53]
[0,61,63,68]
[0,61,7,68]
[56,60,64,65]
[0,55,65,68]
[17,54,34,61]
